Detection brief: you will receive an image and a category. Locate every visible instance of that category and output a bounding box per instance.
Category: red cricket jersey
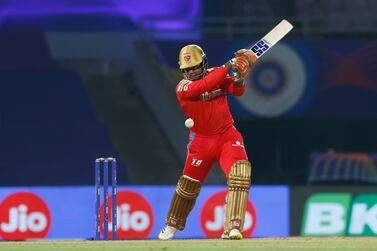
[176,66,245,135]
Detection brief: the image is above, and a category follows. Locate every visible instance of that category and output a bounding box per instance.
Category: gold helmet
[178,44,208,80]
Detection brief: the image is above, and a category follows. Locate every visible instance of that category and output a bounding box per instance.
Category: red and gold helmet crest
[183,52,191,63]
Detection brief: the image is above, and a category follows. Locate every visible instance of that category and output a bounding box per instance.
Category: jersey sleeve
[222,76,246,96]
[176,66,228,101]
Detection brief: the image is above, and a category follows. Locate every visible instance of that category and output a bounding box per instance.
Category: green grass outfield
[1,237,376,251]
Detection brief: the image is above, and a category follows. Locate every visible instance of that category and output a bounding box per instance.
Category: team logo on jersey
[231,141,244,148]
[177,79,192,92]
[183,52,191,62]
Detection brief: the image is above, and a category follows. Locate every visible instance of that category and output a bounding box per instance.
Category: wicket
[95,157,117,240]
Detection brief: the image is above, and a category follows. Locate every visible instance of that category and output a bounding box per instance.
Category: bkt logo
[200,190,256,238]
[100,190,154,239]
[0,192,51,240]
[302,193,377,236]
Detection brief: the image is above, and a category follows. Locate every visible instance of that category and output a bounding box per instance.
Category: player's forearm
[227,81,245,96]
[232,83,245,96]
[223,76,245,96]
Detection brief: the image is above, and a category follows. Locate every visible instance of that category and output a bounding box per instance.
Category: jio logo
[200,190,256,238]
[0,192,51,240]
[100,190,154,239]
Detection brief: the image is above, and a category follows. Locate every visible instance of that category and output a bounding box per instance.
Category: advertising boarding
[0,186,289,240]
[290,186,377,236]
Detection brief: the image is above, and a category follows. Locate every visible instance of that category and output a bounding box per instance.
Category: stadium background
[1,0,377,240]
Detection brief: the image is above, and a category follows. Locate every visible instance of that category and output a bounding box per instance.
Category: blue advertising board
[0,185,289,240]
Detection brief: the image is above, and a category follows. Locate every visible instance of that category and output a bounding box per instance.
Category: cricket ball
[185,118,194,129]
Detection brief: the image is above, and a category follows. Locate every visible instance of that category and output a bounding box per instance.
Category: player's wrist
[234,78,244,86]
[224,61,233,70]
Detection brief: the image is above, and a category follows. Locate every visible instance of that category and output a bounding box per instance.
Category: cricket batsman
[158,44,256,240]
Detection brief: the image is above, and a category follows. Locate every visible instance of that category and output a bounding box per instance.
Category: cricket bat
[229,19,293,78]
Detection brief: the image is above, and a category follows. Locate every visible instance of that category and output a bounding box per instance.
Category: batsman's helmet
[178,44,208,80]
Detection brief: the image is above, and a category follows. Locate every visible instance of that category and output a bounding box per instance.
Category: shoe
[229,229,243,240]
[158,225,177,240]
[221,232,229,239]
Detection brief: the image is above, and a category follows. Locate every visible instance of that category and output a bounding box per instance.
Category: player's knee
[176,175,202,199]
[228,160,252,190]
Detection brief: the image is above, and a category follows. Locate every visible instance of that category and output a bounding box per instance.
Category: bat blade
[249,19,294,58]
[262,19,293,48]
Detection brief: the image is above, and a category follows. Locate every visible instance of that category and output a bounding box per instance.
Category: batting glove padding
[234,49,257,67]
[232,56,251,79]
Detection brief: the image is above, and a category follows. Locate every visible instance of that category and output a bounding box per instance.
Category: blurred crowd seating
[0,28,120,185]
[308,152,377,184]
